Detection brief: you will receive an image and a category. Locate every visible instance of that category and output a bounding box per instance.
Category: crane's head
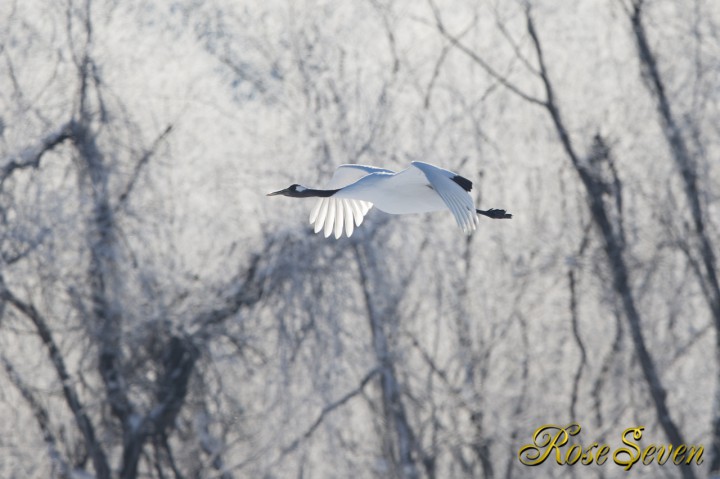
[266,184,308,197]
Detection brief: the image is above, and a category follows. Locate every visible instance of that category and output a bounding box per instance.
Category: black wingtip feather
[452,175,473,192]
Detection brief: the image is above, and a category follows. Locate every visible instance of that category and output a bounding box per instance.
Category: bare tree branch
[630,3,720,471]
[592,310,624,427]
[116,124,174,208]
[568,269,587,420]
[368,0,400,76]
[115,336,199,479]
[504,312,530,479]
[354,242,420,479]
[427,0,546,107]
[1,353,71,479]
[423,19,476,109]
[569,222,592,421]
[191,250,267,336]
[523,10,694,477]
[0,277,111,479]
[0,121,73,187]
[280,367,381,456]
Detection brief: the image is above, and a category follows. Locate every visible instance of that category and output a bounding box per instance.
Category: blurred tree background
[1,0,718,478]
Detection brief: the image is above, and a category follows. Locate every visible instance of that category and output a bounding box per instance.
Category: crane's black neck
[292,188,339,198]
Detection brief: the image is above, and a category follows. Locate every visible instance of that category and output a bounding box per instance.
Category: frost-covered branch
[117,124,174,208]
[1,354,71,478]
[629,2,720,471]
[280,367,380,456]
[191,249,267,337]
[354,243,420,479]
[0,276,111,479]
[118,336,199,479]
[427,0,545,107]
[523,10,694,478]
[0,121,73,187]
[568,269,586,420]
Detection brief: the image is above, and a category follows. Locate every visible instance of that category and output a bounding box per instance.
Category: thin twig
[427,0,546,107]
[0,121,73,187]
[279,367,380,456]
[116,124,174,207]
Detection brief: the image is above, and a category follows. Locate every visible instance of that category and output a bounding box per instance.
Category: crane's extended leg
[477,208,512,219]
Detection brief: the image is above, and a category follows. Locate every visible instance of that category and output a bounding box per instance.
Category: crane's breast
[336,174,446,215]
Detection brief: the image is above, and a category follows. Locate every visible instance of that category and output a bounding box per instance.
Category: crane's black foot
[477,208,512,219]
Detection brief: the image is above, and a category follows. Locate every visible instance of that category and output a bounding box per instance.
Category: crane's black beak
[266,188,288,197]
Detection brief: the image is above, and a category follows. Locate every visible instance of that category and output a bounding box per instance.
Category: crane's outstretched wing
[309,164,394,239]
[410,161,478,234]
[322,164,394,189]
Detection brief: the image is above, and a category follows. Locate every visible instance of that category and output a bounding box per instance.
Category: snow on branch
[116,124,174,207]
[280,367,381,456]
[0,121,74,187]
[0,274,112,479]
[0,353,71,478]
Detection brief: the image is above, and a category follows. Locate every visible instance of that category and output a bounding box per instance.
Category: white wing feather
[410,161,478,234]
[324,199,336,238]
[310,165,394,238]
[323,164,395,188]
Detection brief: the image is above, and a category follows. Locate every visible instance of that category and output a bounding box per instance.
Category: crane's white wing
[309,164,393,239]
[410,161,478,234]
[323,164,394,188]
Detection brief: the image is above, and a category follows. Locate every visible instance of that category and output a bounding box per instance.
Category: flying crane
[267,161,511,239]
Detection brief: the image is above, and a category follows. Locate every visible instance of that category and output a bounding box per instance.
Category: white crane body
[334,169,447,215]
[267,161,511,239]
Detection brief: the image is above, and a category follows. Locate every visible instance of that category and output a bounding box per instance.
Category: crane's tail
[477,208,512,219]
